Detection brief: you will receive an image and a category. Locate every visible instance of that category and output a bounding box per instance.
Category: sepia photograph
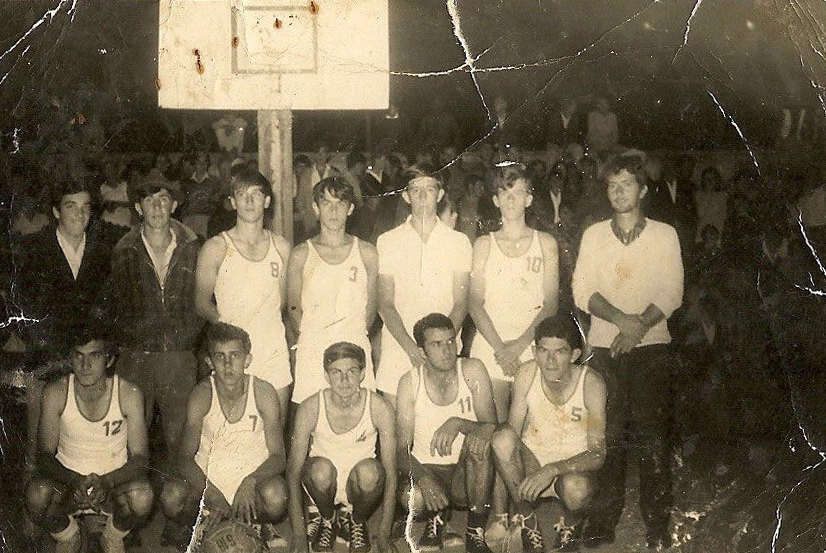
[1,1,826,552]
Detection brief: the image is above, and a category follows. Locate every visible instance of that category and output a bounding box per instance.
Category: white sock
[51,517,79,542]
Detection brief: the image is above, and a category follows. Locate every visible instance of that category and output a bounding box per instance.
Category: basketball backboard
[157,0,389,110]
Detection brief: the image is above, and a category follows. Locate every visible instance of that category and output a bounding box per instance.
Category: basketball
[199,519,263,553]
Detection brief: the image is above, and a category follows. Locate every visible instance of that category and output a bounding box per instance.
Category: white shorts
[375,333,412,395]
[246,345,293,390]
[470,336,533,382]
[293,337,375,404]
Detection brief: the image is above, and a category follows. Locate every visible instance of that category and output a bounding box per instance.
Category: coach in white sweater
[572,157,683,551]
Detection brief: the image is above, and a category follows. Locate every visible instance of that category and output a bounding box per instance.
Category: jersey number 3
[103,420,123,436]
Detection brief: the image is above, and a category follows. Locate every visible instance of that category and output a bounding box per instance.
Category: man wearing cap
[99,171,203,455]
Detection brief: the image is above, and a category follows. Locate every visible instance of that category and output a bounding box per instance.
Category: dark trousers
[588,344,674,538]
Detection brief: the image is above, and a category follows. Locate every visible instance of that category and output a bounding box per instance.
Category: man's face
[439,147,458,166]
[533,337,580,383]
[207,339,251,387]
[493,178,532,219]
[136,189,177,231]
[421,327,458,373]
[71,339,113,387]
[54,191,92,239]
[607,170,646,214]
[313,189,353,231]
[231,184,270,222]
[403,177,443,219]
[324,357,365,399]
[194,155,209,175]
[315,146,333,168]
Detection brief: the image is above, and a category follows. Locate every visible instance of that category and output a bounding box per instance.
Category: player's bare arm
[468,236,506,352]
[286,395,319,552]
[448,269,471,338]
[286,242,309,339]
[99,379,149,490]
[395,372,447,511]
[370,392,397,550]
[37,378,83,490]
[195,236,228,323]
[359,240,379,330]
[272,232,292,312]
[175,382,212,488]
[378,274,425,366]
[506,362,533,432]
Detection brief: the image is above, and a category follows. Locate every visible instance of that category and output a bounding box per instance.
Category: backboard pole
[258,109,294,244]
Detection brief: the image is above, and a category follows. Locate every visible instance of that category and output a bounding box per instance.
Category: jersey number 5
[103,420,123,436]
[570,407,583,422]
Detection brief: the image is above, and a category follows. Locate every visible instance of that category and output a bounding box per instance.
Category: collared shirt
[667,180,678,204]
[141,228,177,287]
[561,112,572,130]
[610,216,647,245]
[56,228,86,280]
[550,190,563,224]
[377,216,472,329]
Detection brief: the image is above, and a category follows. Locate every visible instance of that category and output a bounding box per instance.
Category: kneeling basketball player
[161,323,287,547]
[288,342,396,553]
[26,327,153,553]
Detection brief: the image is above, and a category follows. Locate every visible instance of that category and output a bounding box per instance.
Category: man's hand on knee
[232,476,258,523]
[417,473,449,512]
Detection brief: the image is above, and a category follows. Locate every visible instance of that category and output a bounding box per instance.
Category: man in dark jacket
[15,179,112,464]
[100,172,203,453]
[15,180,111,355]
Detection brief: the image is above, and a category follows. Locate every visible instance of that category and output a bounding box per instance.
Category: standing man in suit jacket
[546,98,584,149]
[14,179,111,464]
[647,154,697,253]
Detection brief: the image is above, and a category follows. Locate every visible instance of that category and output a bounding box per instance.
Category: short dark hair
[534,314,583,350]
[346,152,367,170]
[493,165,533,193]
[312,176,357,206]
[413,313,455,348]
[323,342,366,369]
[231,168,272,199]
[69,325,116,356]
[605,155,647,189]
[403,164,443,191]
[206,323,252,354]
[294,154,312,169]
[51,179,93,209]
[69,325,117,374]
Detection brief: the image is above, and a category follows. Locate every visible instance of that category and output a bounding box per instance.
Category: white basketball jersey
[522,365,590,465]
[299,238,368,341]
[195,376,270,504]
[214,231,289,387]
[411,360,476,466]
[482,230,544,340]
[56,375,128,476]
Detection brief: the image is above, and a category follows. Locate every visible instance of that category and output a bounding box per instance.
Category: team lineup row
[27,314,602,553]
[23,156,683,552]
